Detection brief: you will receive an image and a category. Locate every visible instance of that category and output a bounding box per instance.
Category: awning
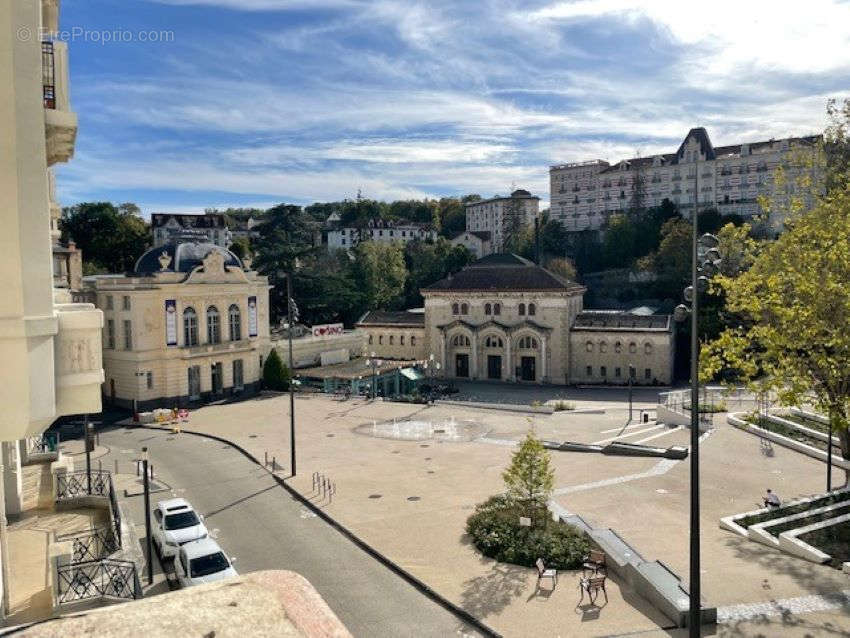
[400,368,424,381]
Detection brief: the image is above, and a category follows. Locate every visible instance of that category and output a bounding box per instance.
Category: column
[506,338,512,382]
[440,333,446,378]
[471,332,478,380]
[541,335,547,383]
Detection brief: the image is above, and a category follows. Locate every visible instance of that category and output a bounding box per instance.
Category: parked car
[152,498,209,559]
[176,538,237,587]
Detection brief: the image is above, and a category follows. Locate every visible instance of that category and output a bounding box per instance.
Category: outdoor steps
[21,463,53,511]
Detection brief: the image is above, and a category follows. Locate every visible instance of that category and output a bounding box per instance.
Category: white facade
[327,218,436,249]
[465,190,540,252]
[449,231,493,259]
[152,213,232,248]
[550,128,821,234]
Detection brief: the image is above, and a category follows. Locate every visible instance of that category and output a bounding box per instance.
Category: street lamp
[423,354,441,404]
[142,446,153,585]
[365,352,381,400]
[285,273,299,478]
[628,365,635,423]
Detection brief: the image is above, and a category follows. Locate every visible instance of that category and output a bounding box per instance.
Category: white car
[176,538,238,587]
[152,498,209,559]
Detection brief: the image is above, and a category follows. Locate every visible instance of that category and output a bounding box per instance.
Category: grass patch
[684,402,727,413]
[798,521,850,568]
[738,490,850,529]
[746,415,829,452]
[765,502,850,537]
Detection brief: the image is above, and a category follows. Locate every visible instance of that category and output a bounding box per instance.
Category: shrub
[553,400,575,411]
[465,495,590,570]
[263,349,291,391]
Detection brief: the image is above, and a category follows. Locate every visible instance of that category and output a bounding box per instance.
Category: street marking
[592,424,662,445]
[599,422,656,435]
[632,427,681,445]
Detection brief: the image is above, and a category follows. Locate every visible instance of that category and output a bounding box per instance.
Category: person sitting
[763,489,781,508]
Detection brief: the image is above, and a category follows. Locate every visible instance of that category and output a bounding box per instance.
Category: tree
[539,218,570,259]
[262,348,291,391]
[545,257,576,282]
[636,217,691,285]
[501,196,526,250]
[602,213,637,268]
[403,239,473,307]
[502,432,555,517]
[229,237,251,260]
[701,185,850,483]
[629,157,648,216]
[61,202,149,273]
[351,241,407,310]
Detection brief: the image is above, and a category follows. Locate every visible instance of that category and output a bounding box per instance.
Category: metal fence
[56,559,142,604]
[108,475,122,545]
[56,469,111,500]
[57,527,119,564]
[26,432,60,455]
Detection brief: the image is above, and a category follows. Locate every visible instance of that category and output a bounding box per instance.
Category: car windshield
[189,552,230,578]
[164,510,200,530]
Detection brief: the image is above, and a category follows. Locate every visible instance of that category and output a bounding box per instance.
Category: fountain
[355,417,489,442]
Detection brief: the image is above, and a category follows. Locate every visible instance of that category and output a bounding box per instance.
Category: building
[269,324,365,369]
[356,310,427,361]
[364,254,674,385]
[152,213,232,248]
[327,218,437,249]
[550,128,821,234]
[448,230,493,259]
[87,241,271,411]
[465,189,540,252]
[229,215,262,242]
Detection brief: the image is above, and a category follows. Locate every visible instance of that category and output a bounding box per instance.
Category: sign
[312,323,344,338]
[519,516,532,527]
[248,296,258,337]
[165,299,178,346]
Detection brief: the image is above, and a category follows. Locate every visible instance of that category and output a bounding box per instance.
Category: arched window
[206,306,220,344]
[400,335,405,345]
[586,341,594,353]
[389,335,394,345]
[615,341,622,353]
[493,303,501,316]
[452,335,470,347]
[461,303,468,315]
[518,303,526,316]
[369,334,373,345]
[228,304,241,341]
[485,303,492,315]
[599,341,607,353]
[519,336,538,349]
[528,303,536,316]
[411,336,416,346]
[485,336,503,348]
[644,343,653,355]
[452,303,459,315]
[379,335,383,345]
[629,342,637,354]
[183,307,198,346]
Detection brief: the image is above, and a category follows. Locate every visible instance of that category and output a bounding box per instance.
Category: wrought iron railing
[56,469,111,499]
[56,558,141,604]
[42,41,55,109]
[109,475,122,545]
[26,432,60,455]
[57,527,119,563]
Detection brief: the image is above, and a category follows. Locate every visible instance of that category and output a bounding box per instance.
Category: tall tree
[61,202,149,273]
[502,432,555,519]
[351,241,407,311]
[602,213,637,268]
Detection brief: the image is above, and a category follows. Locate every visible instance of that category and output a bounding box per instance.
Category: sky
[57,0,850,216]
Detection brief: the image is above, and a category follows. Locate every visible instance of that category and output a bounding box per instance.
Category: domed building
[84,240,271,411]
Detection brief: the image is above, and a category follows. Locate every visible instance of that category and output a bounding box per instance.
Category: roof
[676,127,716,161]
[182,537,224,560]
[571,311,671,331]
[357,310,425,328]
[134,241,243,274]
[465,191,540,207]
[423,253,585,294]
[300,358,417,380]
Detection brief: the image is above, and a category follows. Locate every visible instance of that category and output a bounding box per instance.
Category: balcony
[42,41,77,166]
[52,303,104,426]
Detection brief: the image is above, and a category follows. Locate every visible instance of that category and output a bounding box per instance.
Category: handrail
[56,558,142,604]
[56,527,118,563]
[56,470,122,550]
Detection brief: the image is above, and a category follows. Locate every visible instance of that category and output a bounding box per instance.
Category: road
[97,425,481,638]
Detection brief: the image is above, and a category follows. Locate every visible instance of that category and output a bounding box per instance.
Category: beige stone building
[87,241,271,411]
[550,127,821,235]
[362,255,674,385]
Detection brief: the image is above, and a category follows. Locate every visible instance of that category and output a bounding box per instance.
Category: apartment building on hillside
[465,189,540,252]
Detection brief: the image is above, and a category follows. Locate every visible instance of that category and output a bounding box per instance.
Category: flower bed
[465,495,590,570]
[798,520,850,568]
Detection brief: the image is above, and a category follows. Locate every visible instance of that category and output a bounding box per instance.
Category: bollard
[272,456,276,472]
[151,465,154,480]
[265,451,268,467]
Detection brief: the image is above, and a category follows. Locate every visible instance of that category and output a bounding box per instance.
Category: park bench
[578,575,608,606]
[582,549,607,576]
[535,558,557,589]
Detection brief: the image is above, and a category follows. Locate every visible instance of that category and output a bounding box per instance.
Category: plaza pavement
[157,391,849,637]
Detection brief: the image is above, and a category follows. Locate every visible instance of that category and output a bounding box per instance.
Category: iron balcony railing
[57,527,119,563]
[56,469,111,499]
[56,558,142,604]
[42,41,55,109]
[26,432,60,455]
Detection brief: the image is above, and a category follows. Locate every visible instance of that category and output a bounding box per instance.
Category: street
[95,425,481,638]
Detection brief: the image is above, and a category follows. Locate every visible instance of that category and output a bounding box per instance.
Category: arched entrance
[513,333,541,382]
[479,333,506,380]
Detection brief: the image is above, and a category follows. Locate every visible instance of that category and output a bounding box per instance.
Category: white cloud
[149,0,359,10]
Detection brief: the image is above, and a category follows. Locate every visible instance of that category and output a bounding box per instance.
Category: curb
[141,425,501,638]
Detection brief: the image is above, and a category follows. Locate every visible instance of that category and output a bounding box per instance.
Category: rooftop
[300,358,417,380]
[357,310,425,327]
[571,311,671,331]
[423,254,585,294]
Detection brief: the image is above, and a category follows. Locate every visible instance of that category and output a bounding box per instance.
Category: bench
[578,575,608,606]
[535,558,557,589]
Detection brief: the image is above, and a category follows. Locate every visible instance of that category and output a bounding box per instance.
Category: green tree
[61,202,149,273]
[352,241,408,310]
[539,218,570,259]
[545,257,577,282]
[229,237,252,260]
[701,185,850,482]
[262,348,291,391]
[636,217,691,284]
[602,213,637,268]
[403,239,473,307]
[502,432,555,515]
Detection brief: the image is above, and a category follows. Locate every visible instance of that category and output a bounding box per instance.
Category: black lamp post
[366,352,381,399]
[286,273,298,477]
[628,365,635,423]
[142,446,153,585]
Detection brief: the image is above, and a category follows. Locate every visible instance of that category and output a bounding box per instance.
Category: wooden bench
[582,549,607,576]
[578,575,608,606]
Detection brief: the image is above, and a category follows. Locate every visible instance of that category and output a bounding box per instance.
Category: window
[615,367,621,378]
[452,303,459,315]
[123,320,132,350]
[233,359,244,390]
[485,303,492,315]
[369,334,373,344]
[493,303,500,316]
[600,366,607,377]
[411,336,416,346]
[629,342,637,354]
[518,303,526,316]
[451,335,470,347]
[485,336,503,348]
[207,306,220,344]
[586,341,594,353]
[228,304,242,341]
[106,319,115,349]
[122,295,131,311]
[518,336,538,349]
[146,371,153,389]
[106,295,113,310]
[586,365,592,376]
[528,303,536,316]
[615,341,622,353]
[389,336,394,345]
[599,341,607,353]
[461,303,468,315]
[645,368,652,380]
[379,335,383,345]
[400,335,405,345]
[644,343,653,355]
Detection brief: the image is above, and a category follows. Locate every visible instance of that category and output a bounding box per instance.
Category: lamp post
[423,354,441,404]
[365,352,381,400]
[628,365,635,423]
[85,417,93,495]
[286,273,298,477]
[142,446,153,585]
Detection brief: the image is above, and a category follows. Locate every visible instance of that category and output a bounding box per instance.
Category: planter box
[778,512,850,563]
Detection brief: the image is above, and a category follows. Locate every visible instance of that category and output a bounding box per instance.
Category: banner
[165,299,178,346]
[248,296,258,337]
[312,323,344,338]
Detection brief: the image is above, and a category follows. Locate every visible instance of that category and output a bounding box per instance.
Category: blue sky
[58,0,850,216]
